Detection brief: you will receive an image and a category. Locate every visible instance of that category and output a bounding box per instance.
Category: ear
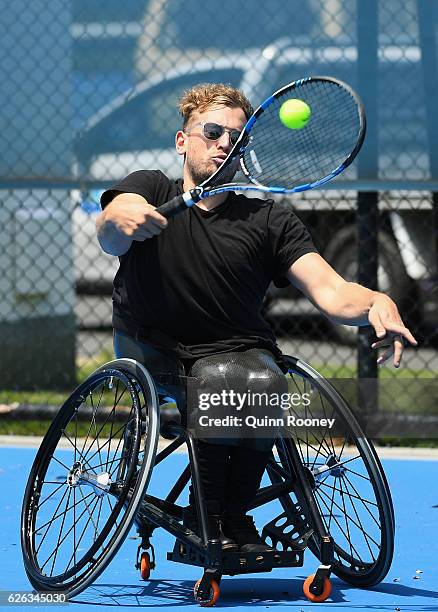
[175,130,188,156]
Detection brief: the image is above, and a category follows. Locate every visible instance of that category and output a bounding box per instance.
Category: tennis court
[1,440,437,610]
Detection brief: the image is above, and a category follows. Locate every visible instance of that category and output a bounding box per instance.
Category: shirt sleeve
[268,201,318,287]
[100,170,163,209]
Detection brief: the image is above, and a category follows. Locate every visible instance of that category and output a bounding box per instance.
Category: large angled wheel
[268,356,394,587]
[21,359,160,598]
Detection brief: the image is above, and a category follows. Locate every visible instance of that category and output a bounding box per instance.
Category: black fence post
[357,192,379,380]
[357,0,379,429]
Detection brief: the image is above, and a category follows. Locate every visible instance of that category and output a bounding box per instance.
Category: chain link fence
[0,0,437,435]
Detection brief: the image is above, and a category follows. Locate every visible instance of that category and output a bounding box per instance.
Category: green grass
[1,353,437,443]
[315,364,436,379]
[0,419,53,436]
[1,359,432,406]
[373,437,438,448]
[76,347,115,381]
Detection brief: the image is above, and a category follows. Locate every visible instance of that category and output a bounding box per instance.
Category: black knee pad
[187,348,288,450]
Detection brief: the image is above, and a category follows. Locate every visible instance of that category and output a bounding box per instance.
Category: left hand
[368,294,418,367]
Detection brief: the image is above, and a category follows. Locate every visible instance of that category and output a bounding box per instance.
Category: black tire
[21,359,160,598]
[268,356,394,587]
[324,226,411,344]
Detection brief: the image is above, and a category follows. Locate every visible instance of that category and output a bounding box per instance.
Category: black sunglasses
[188,121,242,146]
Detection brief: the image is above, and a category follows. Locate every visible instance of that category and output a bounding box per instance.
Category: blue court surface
[1,443,437,611]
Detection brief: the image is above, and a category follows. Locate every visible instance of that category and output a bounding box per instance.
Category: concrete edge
[1,435,438,459]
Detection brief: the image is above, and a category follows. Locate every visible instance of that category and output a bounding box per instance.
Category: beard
[185,155,239,186]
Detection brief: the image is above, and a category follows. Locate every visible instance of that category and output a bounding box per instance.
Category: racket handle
[156,192,196,219]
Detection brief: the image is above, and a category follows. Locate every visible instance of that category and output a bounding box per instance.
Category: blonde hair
[178,83,253,128]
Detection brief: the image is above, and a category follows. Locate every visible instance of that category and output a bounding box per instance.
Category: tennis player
[96,83,417,552]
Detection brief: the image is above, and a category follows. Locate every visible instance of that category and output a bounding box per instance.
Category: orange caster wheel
[303,574,332,602]
[193,578,220,607]
[140,552,151,580]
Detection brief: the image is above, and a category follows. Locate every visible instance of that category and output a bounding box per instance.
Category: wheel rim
[269,360,394,586]
[22,369,145,589]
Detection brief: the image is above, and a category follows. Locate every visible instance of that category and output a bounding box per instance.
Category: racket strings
[243,80,362,190]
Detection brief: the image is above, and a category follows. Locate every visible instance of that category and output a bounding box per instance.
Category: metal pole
[357,0,379,428]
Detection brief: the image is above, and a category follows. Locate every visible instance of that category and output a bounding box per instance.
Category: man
[96,83,417,553]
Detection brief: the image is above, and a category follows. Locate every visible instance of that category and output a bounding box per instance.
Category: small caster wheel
[303,573,332,602]
[140,551,151,580]
[193,578,220,607]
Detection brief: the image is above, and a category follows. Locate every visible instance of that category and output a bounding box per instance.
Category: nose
[217,131,232,149]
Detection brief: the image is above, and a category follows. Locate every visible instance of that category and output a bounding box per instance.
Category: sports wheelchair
[21,355,394,606]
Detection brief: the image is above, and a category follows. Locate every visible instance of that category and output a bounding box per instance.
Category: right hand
[103,192,168,240]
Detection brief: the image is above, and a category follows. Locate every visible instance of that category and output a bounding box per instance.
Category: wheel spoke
[315,486,366,562]
[316,484,381,549]
[80,383,105,458]
[35,490,95,540]
[49,487,72,576]
[36,481,67,510]
[82,417,134,470]
[341,472,381,527]
[41,494,101,574]
[35,485,70,554]
[61,430,96,474]
[340,475,376,561]
[318,479,379,510]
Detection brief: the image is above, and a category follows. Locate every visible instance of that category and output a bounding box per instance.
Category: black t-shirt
[101,170,317,360]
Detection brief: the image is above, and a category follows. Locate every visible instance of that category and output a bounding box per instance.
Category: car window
[158,0,319,49]
[76,68,244,163]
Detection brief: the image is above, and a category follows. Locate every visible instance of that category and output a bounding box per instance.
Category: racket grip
[155,192,194,219]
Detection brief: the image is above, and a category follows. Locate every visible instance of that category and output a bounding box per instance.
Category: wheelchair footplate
[168,542,305,574]
[167,510,314,575]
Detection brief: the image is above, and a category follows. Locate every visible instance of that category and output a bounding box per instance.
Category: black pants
[113,330,283,515]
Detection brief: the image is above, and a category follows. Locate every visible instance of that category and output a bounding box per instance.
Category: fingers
[386,323,417,346]
[148,209,168,228]
[370,317,418,348]
[376,347,394,366]
[131,210,168,241]
[369,311,387,339]
[107,200,168,241]
[367,295,418,368]
[393,335,404,366]
[372,334,407,368]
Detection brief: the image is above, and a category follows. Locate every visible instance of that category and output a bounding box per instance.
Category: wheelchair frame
[21,355,395,606]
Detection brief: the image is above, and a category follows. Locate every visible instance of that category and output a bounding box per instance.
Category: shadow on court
[70,576,438,608]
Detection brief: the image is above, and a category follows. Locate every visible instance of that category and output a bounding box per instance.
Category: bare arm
[287,252,417,366]
[95,192,168,256]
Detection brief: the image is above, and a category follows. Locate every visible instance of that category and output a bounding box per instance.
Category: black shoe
[222,514,276,553]
[182,506,238,552]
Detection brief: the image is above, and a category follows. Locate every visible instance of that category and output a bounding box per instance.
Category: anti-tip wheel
[193,578,220,607]
[140,552,151,580]
[303,574,332,602]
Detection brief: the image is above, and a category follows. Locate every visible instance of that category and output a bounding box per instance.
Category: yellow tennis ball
[279,99,311,129]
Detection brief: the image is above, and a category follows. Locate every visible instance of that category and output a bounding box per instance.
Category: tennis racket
[156,76,366,218]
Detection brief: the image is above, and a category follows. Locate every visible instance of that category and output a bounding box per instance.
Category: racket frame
[156,76,366,215]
